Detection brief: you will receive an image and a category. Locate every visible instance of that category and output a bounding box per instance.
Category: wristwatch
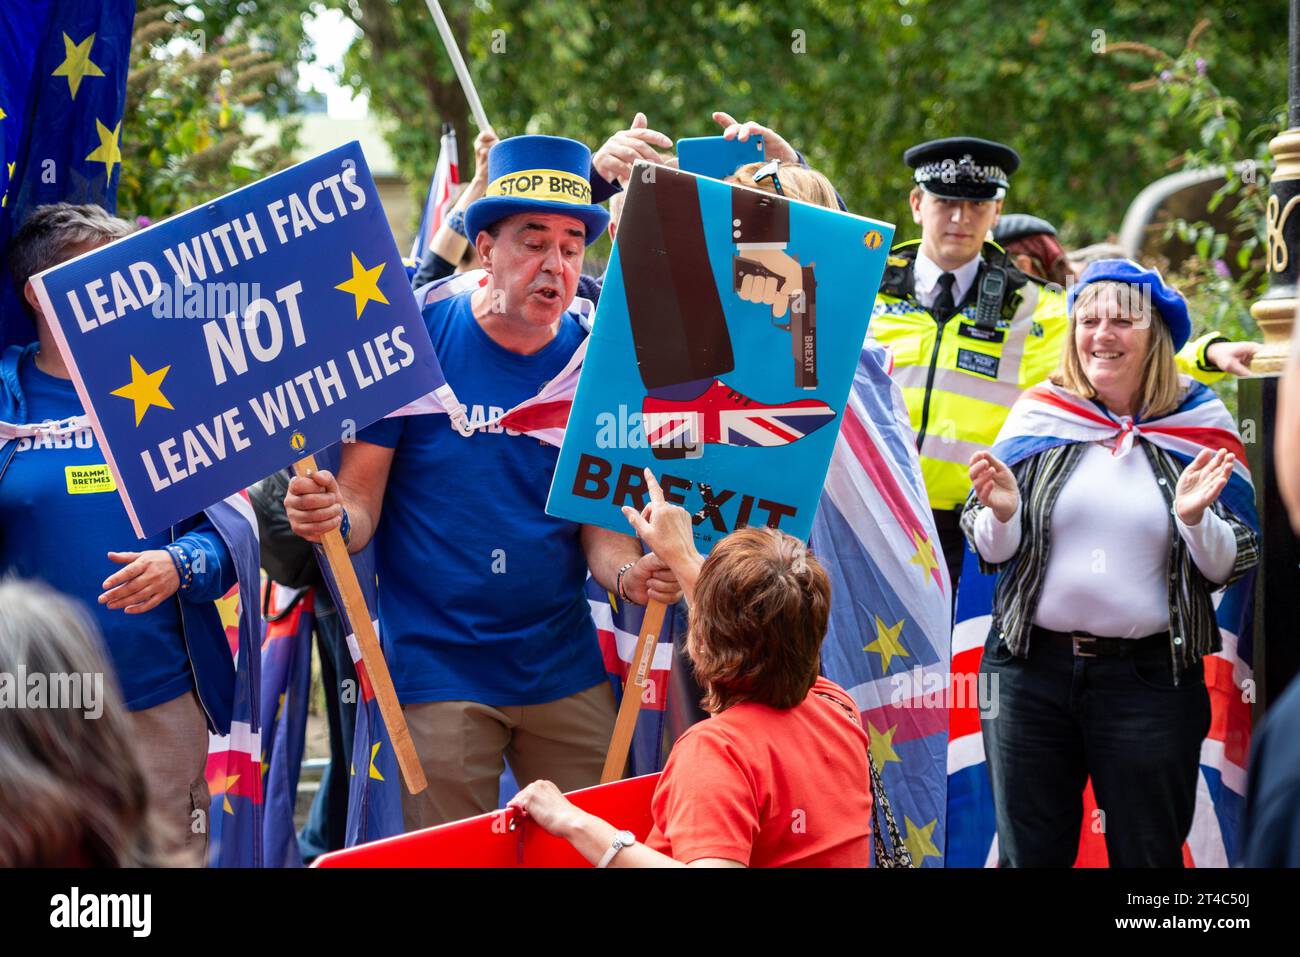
[597,830,637,869]
[615,560,638,604]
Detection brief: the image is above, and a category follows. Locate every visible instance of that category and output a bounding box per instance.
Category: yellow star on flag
[868,721,902,767]
[52,32,105,99]
[221,773,240,815]
[85,118,122,176]
[908,527,942,585]
[368,741,385,781]
[335,252,389,319]
[214,592,241,631]
[110,355,173,425]
[863,615,908,672]
[0,105,6,120]
[903,816,941,863]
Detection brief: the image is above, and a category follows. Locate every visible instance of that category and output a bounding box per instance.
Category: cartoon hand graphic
[733,248,803,318]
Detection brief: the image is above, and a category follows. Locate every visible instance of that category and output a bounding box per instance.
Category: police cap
[904,137,1020,201]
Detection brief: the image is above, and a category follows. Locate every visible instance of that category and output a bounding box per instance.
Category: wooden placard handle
[600,598,668,784]
[293,455,428,796]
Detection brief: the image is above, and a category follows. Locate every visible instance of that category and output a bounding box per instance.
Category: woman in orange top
[509,469,873,867]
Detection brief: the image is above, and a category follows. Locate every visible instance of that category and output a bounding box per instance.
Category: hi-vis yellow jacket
[870,241,1226,511]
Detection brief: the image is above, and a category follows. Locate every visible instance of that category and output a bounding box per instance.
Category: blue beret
[1067,258,1191,350]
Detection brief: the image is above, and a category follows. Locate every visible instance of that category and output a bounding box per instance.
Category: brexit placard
[30,142,444,537]
[547,164,894,553]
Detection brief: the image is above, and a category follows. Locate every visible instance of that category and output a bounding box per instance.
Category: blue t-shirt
[0,355,193,710]
[360,292,604,705]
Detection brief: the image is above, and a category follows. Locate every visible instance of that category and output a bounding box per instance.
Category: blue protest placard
[547,164,894,553]
[30,142,445,537]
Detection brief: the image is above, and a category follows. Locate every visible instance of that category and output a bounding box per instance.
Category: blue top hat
[1067,258,1191,350]
[465,135,610,246]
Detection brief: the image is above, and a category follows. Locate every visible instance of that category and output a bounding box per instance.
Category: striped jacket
[959,439,1259,683]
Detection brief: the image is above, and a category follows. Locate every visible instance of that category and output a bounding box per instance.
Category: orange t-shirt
[645,676,873,867]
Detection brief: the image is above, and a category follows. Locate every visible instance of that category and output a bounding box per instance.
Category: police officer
[870,138,1234,595]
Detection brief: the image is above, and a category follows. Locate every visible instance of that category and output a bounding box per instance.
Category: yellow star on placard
[908,527,942,586]
[868,721,901,767]
[903,816,941,863]
[52,32,105,99]
[110,355,173,425]
[368,741,385,781]
[335,252,389,319]
[214,592,240,631]
[85,118,122,176]
[864,615,908,672]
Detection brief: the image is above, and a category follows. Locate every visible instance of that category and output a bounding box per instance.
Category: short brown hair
[8,203,133,314]
[688,527,831,713]
[1051,280,1184,418]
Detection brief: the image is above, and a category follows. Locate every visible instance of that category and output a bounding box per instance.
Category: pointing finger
[622,505,651,537]
[643,467,665,506]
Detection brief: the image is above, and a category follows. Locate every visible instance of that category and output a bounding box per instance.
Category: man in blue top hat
[285,135,681,830]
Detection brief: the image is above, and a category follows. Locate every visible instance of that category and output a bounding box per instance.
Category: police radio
[974,255,1009,330]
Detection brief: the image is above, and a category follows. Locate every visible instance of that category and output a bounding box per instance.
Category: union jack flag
[201,490,265,867]
[408,125,459,263]
[810,341,953,866]
[642,379,836,451]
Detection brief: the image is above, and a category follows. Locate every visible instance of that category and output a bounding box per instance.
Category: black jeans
[980,626,1211,867]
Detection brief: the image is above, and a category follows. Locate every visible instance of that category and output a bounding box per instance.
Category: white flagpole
[421,0,492,132]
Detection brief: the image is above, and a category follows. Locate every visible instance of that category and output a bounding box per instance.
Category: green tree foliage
[322,0,1284,245]
[118,3,301,220]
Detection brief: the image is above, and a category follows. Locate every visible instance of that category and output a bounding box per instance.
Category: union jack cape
[947,379,1258,867]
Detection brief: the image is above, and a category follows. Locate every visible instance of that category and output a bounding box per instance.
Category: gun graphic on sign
[733,257,818,389]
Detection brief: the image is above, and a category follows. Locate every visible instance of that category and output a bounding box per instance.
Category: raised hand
[711,111,799,164]
[1175,448,1234,526]
[471,128,500,184]
[592,112,673,187]
[621,468,703,602]
[969,450,1019,524]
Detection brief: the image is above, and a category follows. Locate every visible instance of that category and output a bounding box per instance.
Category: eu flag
[0,0,135,349]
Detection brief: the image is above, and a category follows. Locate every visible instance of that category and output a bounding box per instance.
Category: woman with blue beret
[961,259,1259,866]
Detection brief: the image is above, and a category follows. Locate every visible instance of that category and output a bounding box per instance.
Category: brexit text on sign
[30,141,445,537]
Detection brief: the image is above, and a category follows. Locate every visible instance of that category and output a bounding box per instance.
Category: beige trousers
[400,682,617,831]
[129,689,211,866]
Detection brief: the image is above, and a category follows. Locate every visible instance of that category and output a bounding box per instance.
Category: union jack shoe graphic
[642,380,836,460]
